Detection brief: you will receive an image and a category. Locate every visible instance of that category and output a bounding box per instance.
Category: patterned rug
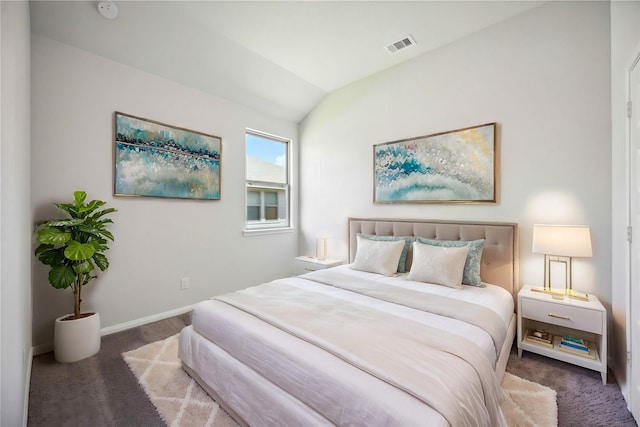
[502,371,558,426]
[123,334,558,427]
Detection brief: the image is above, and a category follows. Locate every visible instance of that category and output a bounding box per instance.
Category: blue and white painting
[374,123,495,203]
[114,113,221,200]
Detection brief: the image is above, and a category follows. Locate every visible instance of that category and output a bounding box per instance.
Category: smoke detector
[385,35,417,54]
[97,1,118,19]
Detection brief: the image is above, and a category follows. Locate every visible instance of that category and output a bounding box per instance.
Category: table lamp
[532,224,592,300]
[315,237,328,260]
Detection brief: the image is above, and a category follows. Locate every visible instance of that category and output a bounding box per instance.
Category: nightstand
[517,286,607,384]
[294,256,342,275]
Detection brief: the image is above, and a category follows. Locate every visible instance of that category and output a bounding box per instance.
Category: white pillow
[351,236,405,276]
[407,242,470,289]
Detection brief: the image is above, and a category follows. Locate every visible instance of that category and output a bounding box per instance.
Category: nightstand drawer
[294,256,342,275]
[521,298,603,334]
[296,259,326,274]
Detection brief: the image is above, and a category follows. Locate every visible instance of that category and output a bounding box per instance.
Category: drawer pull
[548,313,571,321]
[304,267,316,271]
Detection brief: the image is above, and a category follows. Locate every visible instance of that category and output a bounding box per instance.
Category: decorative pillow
[416,237,485,287]
[351,236,405,276]
[358,233,413,273]
[407,242,470,289]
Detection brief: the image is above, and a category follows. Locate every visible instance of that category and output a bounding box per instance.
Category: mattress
[179,265,514,427]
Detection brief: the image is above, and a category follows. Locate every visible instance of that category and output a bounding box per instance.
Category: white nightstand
[294,256,342,275]
[517,286,607,384]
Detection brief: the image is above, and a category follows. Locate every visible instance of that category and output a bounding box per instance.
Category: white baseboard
[32,304,195,356]
[32,342,53,356]
[100,304,195,336]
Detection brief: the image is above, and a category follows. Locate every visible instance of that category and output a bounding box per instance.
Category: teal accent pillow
[415,237,485,287]
[358,233,413,273]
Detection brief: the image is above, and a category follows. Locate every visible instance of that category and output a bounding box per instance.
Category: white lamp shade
[532,224,593,257]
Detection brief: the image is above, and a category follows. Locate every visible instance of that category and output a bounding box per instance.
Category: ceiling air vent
[385,35,417,54]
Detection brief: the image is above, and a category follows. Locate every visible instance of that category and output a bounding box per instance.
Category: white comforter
[179,265,514,427]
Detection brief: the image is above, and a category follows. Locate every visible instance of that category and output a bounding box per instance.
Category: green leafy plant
[34,191,116,320]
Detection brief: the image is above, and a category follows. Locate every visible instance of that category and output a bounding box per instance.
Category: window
[245,130,290,230]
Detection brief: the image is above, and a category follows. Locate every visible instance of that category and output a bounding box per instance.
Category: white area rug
[123,334,236,427]
[501,372,558,427]
[124,334,558,427]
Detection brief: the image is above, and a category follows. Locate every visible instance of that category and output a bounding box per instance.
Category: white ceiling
[30,1,544,122]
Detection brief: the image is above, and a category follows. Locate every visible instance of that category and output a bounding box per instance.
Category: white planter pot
[54,312,101,363]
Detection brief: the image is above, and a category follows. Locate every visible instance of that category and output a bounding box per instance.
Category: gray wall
[30,35,299,350]
[300,1,611,304]
[1,2,32,425]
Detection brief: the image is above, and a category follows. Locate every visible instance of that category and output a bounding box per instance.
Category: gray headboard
[349,218,520,298]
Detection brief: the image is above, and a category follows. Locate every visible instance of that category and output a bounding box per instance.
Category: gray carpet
[28,314,637,426]
[28,314,190,426]
[508,347,637,427]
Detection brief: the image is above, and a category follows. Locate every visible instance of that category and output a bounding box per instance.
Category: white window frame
[244,129,292,234]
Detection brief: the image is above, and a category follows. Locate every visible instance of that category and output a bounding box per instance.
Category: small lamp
[532,224,592,300]
[315,237,328,261]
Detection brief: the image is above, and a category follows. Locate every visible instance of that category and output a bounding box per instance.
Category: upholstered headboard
[349,218,520,298]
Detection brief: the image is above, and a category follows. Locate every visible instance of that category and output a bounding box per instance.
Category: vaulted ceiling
[30,1,544,122]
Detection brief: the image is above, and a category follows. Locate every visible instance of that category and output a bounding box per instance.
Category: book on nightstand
[524,329,554,348]
[559,335,589,352]
[555,336,597,360]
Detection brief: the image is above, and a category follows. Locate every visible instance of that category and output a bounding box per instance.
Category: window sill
[243,226,295,237]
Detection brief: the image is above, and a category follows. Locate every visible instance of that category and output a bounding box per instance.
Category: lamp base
[531,287,589,302]
[565,288,589,301]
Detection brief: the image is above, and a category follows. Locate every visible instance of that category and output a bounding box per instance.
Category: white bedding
[178,265,514,427]
[307,265,514,364]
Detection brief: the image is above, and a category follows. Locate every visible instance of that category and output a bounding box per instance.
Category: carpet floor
[28,313,637,426]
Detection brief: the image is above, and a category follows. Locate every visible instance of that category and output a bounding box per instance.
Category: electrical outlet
[180,278,190,290]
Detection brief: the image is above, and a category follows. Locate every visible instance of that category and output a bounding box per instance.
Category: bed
[178,218,519,426]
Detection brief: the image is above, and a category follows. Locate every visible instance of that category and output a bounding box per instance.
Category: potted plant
[34,190,116,363]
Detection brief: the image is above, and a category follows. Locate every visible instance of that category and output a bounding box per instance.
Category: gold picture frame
[373,123,497,203]
[114,112,222,200]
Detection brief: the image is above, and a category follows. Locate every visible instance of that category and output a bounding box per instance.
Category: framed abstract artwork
[373,123,497,203]
[114,112,222,200]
